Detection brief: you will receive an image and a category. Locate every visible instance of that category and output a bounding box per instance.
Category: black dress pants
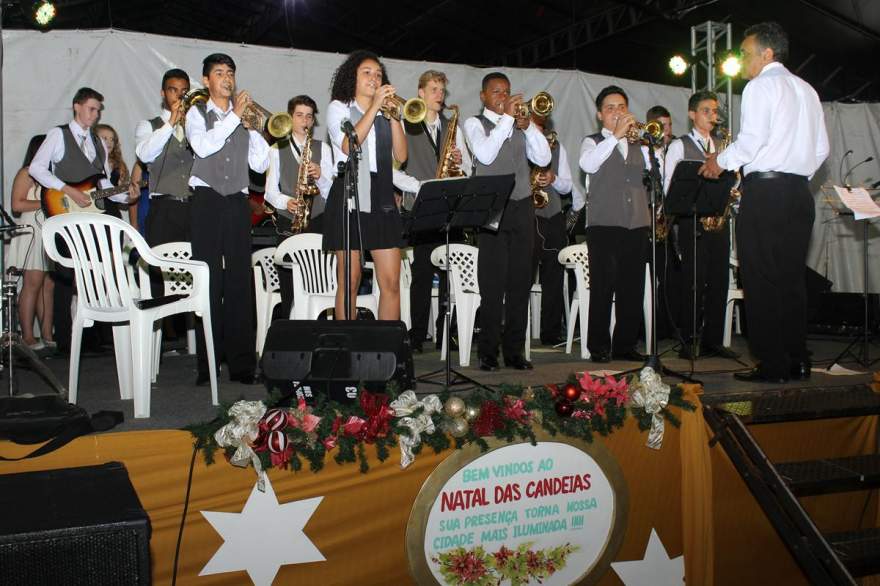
[677,218,730,347]
[532,213,567,342]
[584,225,649,354]
[736,174,814,377]
[477,198,534,360]
[190,187,256,377]
[409,238,450,346]
[144,197,192,297]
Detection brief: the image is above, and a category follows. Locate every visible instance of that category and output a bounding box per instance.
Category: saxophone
[529,131,557,209]
[654,142,669,242]
[268,129,319,236]
[435,105,465,178]
[700,127,742,231]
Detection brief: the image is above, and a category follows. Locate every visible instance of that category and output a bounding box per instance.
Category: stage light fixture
[668,55,688,76]
[32,1,57,27]
[720,53,741,78]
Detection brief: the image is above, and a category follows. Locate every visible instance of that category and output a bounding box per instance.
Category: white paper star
[200,476,325,586]
[611,528,684,586]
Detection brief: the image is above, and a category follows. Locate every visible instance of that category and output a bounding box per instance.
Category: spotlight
[720,53,741,77]
[668,55,688,76]
[32,1,57,27]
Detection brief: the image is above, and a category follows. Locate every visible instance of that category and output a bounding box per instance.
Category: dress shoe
[195,372,210,386]
[789,361,812,380]
[478,355,499,371]
[590,350,612,364]
[733,367,788,384]
[612,349,647,362]
[504,356,534,370]
[230,372,259,385]
[701,344,741,360]
[410,342,424,354]
[540,335,566,347]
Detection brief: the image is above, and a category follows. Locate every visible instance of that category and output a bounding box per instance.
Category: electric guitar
[42,175,146,217]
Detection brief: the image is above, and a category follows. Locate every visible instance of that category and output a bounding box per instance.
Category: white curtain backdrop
[2,29,877,291]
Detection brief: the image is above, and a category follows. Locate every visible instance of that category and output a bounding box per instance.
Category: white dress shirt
[717,62,829,177]
[463,107,551,168]
[326,99,382,175]
[185,98,270,193]
[551,142,574,195]
[264,137,334,211]
[392,116,473,195]
[663,129,715,194]
[579,128,651,198]
[135,109,190,198]
[28,121,124,201]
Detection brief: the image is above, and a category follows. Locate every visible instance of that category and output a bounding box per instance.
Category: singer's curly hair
[330,50,390,104]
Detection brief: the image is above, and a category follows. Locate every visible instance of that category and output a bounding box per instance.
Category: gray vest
[474,116,531,201]
[190,104,250,195]
[534,141,562,218]
[681,134,708,161]
[585,132,649,229]
[278,137,325,218]
[147,117,194,198]
[402,117,449,181]
[53,125,106,183]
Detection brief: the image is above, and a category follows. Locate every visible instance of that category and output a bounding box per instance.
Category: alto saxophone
[530,131,557,209]
[435,105,465,179]
[291,128,319,233]
[700,127,742,231]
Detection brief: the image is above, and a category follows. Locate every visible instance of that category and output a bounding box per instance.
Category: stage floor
[4,333,874,432]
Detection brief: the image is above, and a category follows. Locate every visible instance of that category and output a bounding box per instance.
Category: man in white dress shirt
[186,53,270,386]
[699,22,829,383]
[464,72,551,371]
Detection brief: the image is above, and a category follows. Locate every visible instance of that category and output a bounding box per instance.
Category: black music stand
[665,160,736,374]
[407,174,515,391]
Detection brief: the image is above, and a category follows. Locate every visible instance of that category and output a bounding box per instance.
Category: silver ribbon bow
[631,367,671,450]
[214,400,268,490]
[391,391,443,468]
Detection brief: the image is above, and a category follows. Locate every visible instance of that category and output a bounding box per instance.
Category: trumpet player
[185,53,270,386]
[134,68,193,248]
[529,111,579,347]
[664,91,738,361]
[324,50,408,321]
[578,85,651,363]
[265,94,334,317]
[463,72,551,371]
[392,70,472,353]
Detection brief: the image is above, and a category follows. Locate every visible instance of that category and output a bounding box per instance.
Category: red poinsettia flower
[502,396,530,424]
[359,391,394,442]
[493,545,513,567]
[450,550,487,582]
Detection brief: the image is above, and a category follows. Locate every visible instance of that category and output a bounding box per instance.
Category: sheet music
[833,186,880,220]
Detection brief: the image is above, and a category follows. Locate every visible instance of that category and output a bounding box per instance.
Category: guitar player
[29,86,135,354]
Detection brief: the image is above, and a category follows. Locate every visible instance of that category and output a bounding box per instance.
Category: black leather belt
[151,194,190,202]
[744,171,807,182]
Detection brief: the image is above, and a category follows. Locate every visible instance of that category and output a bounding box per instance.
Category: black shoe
[789,361,812,380]
[590,350,612,364]
[230,372,259,385]
[612,349,647,362]
[195,372,210,386]
[733,367,788,384]
[478,355,499,371]
[411,342,424,354]
[701,344,740,360]
[541,335,566,346]
[504,356,534,370]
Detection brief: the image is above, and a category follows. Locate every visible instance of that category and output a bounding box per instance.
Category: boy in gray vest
[664,91,738,361]
[185,53,270,386]
[463,72,551,371]
[134,68,194,247]
[392,70,472,353]
[529,111,579,347]
[578,85,651,364]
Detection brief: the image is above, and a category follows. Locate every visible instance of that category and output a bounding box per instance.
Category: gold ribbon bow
[390,391,443,468]
[214,400,268,490]
[631,367,671,450]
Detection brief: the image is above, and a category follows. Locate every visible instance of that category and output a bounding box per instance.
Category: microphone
[838,149,853,186]
[340,119,357,140]
[843,156,874,188]
[871,179,880,189]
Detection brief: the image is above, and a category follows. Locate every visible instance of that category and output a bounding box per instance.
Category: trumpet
[381,94,427,124]
[179,88,291,139]
[513,91,554,118]
[625,119,663,144]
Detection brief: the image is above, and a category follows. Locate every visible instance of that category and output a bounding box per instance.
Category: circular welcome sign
[407,432,628,585]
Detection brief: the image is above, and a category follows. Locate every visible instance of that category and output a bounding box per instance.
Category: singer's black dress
[322,114,404,252]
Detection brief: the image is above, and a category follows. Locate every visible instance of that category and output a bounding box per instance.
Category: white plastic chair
[723,254,745,347]
[529,281,542,340]
[136,242,198,382]
[404,248,439,341]
[273,233,378,320]
[252,247,282,356]
[43,214,218,418]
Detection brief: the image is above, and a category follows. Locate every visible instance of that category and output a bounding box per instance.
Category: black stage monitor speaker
[261,320,415,402]
[0,461,151,585]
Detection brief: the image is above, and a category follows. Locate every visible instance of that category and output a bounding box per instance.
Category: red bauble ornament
[267,430,288,453]
[263,408,288,432]
[563,383,581,402]
[555,400,573,417]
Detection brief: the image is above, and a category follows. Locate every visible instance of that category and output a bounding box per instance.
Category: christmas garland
[186,367,694,479]
[432,542,579,586]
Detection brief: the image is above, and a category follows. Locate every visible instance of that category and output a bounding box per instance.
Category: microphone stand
[338,124,365,320]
